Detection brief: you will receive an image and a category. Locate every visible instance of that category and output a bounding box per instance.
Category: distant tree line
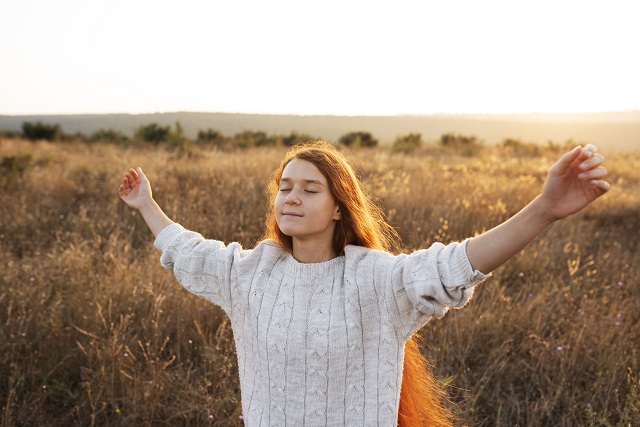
[0,120,577,156]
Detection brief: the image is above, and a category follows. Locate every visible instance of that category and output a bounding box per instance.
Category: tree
[21,121,63,141]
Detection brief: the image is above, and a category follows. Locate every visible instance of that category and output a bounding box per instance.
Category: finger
[118,183,128,197]
[128,168,141,185]
[582,144,598,158]
[592,179,611,196]
[553,146,582,173]
[578,166,607,180]
[579,153,605,171]
[136,167,147,184]
[126,171,138,188]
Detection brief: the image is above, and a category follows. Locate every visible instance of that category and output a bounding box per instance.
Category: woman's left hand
[541,144,610,221]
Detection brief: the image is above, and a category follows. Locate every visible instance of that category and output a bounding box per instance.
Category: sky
[1,0,639,116]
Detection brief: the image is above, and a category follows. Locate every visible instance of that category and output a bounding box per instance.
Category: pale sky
[1,0,639,116]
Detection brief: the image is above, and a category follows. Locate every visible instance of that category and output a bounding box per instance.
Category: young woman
[118,141,609,426]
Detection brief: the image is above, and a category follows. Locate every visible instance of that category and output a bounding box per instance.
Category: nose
[285,190,301,205]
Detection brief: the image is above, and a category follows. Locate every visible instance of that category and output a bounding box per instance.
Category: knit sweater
[154,223,488,426]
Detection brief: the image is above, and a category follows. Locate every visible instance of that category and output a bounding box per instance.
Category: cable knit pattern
[154,223,488,426]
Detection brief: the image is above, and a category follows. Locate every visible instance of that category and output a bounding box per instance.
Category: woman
[118,141,609,426]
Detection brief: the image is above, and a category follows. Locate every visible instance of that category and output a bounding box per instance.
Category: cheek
[274,194,284,210]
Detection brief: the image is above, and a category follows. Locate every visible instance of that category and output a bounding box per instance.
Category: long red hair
[262,141,455,426]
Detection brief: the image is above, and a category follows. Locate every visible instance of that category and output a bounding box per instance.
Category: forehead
[281,158,328,184]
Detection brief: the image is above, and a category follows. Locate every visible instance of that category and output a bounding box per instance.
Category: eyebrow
[280,177,326,186]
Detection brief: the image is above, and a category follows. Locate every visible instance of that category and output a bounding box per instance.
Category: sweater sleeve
[385,239,489,338]
[153,223,243,313]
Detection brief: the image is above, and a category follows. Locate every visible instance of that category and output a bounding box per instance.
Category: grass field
[1,138,638,426]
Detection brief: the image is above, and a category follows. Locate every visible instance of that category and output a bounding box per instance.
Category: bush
[0,152,32,188]
[501,138,540,156]
[439,133,483,156]
[90,129,130,145]
[134,123,171,144]
[196,129,224,146]
[0,130,23,139]
[282,132,316,147]
[392,133,423,153]
[233,130,276,148]
[21,121,63,141]
[339,131,378,148]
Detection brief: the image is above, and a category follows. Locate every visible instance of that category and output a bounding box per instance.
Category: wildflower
[186,359,191,363]
[70,278,75,282]
[518,272,524,277]
[198,307,204,313]
[115,408,121,414]
[209,415,214,420]
[188,340,193,344]
[615,322,621,327]
[617,281,623,286]
[587,402,592,408]
[617,313,622,319]
[557,346,563,351]
[124,353,128,357]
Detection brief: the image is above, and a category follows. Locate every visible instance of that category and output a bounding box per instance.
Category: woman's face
[275,158,341,246]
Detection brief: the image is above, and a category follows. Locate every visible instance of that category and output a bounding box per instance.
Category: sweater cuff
[452,238,489,287]
[154,223,187,251]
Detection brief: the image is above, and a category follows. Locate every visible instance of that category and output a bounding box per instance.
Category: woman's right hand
[118,167,152,210]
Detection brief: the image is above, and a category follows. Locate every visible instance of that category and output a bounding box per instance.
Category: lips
[282,211,303,217]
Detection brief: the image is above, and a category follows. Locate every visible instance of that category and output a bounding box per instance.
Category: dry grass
[1,138,638,426]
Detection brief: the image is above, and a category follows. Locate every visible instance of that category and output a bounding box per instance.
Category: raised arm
[118,167,174,237]
[466,144,610,274]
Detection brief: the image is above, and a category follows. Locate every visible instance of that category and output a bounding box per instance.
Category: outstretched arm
[466,144,610,274]
[118,167,174,237]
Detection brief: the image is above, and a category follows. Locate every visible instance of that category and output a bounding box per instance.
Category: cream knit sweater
[154,223,488,426]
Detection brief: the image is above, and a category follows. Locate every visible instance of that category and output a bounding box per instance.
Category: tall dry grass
[1,138,638,426]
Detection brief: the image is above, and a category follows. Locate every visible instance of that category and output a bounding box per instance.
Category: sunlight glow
[0,0,638,115]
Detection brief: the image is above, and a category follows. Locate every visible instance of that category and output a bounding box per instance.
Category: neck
[292,239,337,263]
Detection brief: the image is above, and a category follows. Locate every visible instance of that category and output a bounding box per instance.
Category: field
[1,138,638,426]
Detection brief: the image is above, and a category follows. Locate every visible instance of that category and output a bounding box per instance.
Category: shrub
[0,130,23,139]
[134,123,171,144]
[392,133,423,153]
[21,121,63,141]
[439,133,483,156]
[233,130,275,148]
[282,132,316,147]
[90,129,130,145]
[501,138,540,156]
[166,122,191,152]
[0,152,32,187]
[339,131,378,148]
[196,129,224,146]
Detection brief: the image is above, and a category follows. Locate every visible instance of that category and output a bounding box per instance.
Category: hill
[1,111,639,152]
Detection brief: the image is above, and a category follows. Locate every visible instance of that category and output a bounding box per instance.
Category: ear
[333,205,342,221]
